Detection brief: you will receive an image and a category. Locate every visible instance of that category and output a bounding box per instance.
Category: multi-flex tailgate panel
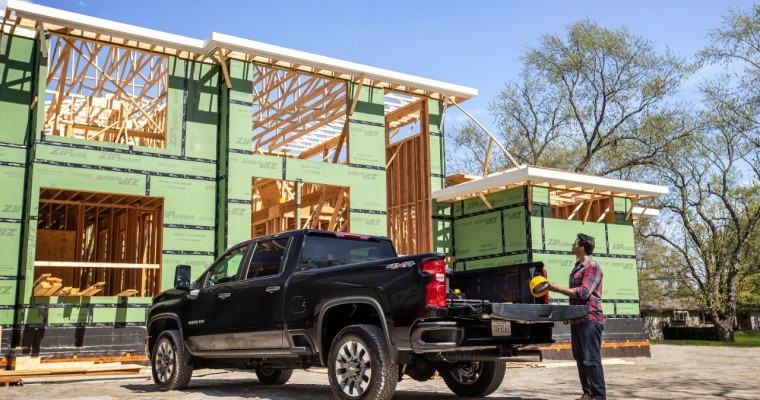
[489,304,589,322]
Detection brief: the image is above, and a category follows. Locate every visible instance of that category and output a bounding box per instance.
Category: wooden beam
[384,99,423,126]
[625,195,640,221]
[34,261,160,269]
[214,50,232,89]
[348,73,366,116]
[37,21,48,59]
[477,193,493,210]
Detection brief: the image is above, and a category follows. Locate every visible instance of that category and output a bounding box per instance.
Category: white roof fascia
[632,207,660,218]
[204,32,478,99]
[8,0,204,53]
[433,165,669,201]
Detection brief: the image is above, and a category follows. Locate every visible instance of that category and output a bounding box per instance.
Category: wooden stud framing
[34,188,163,297]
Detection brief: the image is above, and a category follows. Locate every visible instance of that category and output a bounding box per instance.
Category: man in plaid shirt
[548,233,606,400]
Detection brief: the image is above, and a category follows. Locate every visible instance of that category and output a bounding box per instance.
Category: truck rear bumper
[409,320,554,353]
[410,321,466,352]
[489,304,589,322]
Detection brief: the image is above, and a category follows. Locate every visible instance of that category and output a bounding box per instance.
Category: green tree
[448,20,693,177]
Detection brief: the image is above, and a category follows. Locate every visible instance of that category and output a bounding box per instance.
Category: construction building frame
[0,0,666,368]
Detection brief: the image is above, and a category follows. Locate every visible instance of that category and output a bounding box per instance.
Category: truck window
[204,245,248,287]
[246,237,290,279]
[299,236,396,270]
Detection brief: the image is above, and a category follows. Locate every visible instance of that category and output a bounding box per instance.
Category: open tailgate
[489,303,589,323]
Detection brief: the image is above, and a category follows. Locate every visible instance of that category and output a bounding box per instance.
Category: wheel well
[320,303,383,363]
[148,316,180,354]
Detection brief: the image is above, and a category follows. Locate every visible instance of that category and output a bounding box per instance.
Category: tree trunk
[714,319,735,342]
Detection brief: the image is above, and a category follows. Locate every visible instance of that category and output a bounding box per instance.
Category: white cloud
[77,0,86,7]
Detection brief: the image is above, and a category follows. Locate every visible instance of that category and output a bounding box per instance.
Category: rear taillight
[422,260,447,308]
[541,268,549,305]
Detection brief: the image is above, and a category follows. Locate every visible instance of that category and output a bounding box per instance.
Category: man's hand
[547,282,575,298]
[547,282,562,292]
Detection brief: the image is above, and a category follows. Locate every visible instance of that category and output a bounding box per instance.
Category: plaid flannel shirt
[569,257,605,325]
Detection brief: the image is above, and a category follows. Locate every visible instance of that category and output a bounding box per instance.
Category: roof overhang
[5,0,477,102]
[204,32,478,101]
[7,0,204,54]
[433,165,669,202]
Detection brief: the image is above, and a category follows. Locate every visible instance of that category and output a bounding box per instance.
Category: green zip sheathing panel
[344,84,387,235]
[433,202,453,254]
[1,31,37,337]
[0,34,35,144]
[434,187,529,271]
[529,192,639,317]
[348,84,385,168]
[428,98,445,192]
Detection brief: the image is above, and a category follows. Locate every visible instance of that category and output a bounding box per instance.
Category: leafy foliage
[448,20,694,177]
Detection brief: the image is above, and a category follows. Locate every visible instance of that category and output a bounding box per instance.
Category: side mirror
[175,265,192,290]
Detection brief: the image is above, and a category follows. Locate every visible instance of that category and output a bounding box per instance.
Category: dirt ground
[4,344,759,399]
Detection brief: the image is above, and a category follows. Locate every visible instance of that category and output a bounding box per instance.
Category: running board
[185,347,299,359]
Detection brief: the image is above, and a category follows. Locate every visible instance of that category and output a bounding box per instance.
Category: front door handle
[266,286,281,293]
[218,292,231,299]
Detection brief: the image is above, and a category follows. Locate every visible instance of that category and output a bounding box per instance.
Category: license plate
[491,320,512,336]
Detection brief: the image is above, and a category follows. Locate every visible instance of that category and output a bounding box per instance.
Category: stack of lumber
[32,274,107,297]
[0,356,145,386]
[32,274,62,296]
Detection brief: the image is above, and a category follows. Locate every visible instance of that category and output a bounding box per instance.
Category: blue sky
[2,0,754,131]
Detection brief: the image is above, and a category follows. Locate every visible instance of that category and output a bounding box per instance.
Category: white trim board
[433,165,669,202]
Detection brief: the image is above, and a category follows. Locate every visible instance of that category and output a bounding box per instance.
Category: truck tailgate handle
[266,286,281,293]
[539,311,552,318]
[218,292,231,299]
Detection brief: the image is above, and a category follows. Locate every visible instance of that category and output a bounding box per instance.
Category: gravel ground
[4,344,759,400]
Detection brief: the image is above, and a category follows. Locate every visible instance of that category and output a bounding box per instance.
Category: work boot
[576,394,592,400]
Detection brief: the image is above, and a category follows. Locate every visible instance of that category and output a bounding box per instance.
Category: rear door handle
[266,286,281,293]
[218,292,231,299]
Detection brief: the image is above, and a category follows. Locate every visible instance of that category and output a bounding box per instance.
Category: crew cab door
[228,237,291,349]
[181,243,251,351]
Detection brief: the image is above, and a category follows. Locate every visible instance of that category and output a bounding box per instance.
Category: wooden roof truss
[250,64,348,160]
[44,33,168,148]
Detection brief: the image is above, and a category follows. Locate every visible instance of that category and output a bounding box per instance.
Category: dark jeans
[571,320,606,399]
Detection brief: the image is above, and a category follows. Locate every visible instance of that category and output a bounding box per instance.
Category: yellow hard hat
[529,276,549,297]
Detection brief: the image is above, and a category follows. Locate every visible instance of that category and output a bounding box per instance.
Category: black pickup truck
[146,229,587,399]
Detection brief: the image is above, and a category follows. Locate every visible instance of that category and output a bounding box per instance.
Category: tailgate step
[489,304,589,322]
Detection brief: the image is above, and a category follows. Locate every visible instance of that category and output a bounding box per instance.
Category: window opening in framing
[44,34,168,148]
[251,178,349,237]
[33,188,163,297]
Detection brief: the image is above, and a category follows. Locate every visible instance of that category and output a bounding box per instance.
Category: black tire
[440,361,506,397]
[255,367,293,385]
[327,324,397,400]
[151,330,193,391]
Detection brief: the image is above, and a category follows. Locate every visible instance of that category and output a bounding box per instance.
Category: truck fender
[317,297,393,365]
[146,313,184,353]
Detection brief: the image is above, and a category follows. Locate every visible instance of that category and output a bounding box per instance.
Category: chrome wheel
[449,361,483,385]
[334,340,372,396]
[154,339,175,384]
